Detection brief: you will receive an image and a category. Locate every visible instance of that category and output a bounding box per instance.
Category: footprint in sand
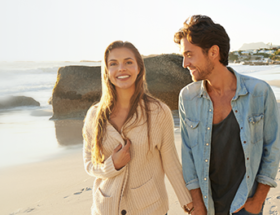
[277,196,280,200]
[9,207,35,215]
[269,206,279,215]
[24,208,35,213]
[64,187,92,199]
[74,187,92,195]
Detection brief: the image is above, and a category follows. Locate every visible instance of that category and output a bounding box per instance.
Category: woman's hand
[112,139,131,170]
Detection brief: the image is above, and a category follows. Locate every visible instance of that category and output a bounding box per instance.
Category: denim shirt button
[244,141,246,144]
[206,143,209,146]
[247,157,249,160]
[235,110,238,113]
[209,109,212,112]
[204,178,207,181]
[205,159,208,162]
[204,196,207,198]
[207,127,210,130]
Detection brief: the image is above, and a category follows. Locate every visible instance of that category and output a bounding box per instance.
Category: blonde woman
[83,41,193,215]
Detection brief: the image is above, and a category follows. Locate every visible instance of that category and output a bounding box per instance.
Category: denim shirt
[179,67,280,215]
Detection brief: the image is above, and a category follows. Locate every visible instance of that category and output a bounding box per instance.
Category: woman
[83,41,193,215]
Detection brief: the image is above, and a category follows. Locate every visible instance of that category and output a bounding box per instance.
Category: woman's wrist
[183,204,194,214]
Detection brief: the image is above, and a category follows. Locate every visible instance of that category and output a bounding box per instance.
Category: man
[174,15,280,215]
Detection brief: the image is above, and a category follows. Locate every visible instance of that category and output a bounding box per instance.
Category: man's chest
[211,95,233,124]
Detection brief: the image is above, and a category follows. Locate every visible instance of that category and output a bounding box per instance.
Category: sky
[0,0,280,61]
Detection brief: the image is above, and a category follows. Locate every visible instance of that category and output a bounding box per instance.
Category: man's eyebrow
[183,51,192,55]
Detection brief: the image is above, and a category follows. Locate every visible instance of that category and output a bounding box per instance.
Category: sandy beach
[1,84,280,215]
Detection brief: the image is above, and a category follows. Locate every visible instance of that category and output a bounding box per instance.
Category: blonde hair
[85,41,160,164]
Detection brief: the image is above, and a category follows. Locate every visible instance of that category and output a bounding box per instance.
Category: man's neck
[205,65,236,96]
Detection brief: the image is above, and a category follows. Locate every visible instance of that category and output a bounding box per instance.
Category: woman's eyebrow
[109,57,134,62]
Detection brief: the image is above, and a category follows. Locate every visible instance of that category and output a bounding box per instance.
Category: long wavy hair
[89,41,160,164]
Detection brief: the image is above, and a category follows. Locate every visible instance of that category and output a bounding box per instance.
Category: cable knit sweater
[83,101,192,215]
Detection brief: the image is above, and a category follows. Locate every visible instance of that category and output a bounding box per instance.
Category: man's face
[180,37,214,82]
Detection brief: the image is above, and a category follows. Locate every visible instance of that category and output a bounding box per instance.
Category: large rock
[51,54,191,119]
[0,96,40,109]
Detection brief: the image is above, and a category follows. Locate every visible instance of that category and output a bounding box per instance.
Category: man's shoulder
[238,72,271,94]
[180,81,202,101]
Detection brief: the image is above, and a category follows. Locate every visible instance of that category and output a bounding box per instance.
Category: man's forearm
[252,183,270,204]
[190,188,207,214]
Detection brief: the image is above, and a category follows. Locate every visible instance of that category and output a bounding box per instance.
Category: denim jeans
[233,207,263,215]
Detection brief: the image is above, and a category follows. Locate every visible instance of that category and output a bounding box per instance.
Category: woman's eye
[126,61,133,65]
[109,62,116,66]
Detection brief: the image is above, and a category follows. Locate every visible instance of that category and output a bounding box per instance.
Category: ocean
[0,62,280,169]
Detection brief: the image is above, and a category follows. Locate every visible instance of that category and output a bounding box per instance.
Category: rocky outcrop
[51,66,101,119]
[51,54,191,119]
[144,54,191,110]
[0,96,40,109]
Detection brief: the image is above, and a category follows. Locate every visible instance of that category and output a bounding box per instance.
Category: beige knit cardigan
[83,101,192,215]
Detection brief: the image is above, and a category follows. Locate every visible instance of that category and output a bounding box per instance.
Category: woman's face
[107,47,140,92]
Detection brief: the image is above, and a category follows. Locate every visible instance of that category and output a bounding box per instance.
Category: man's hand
[234,183,269,214]
[233,197,262,214]
[190,188,207,215]
[112,139,131,170]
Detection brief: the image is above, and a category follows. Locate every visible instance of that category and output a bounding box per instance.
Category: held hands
[112,139,131,170]
[191,202,207,215]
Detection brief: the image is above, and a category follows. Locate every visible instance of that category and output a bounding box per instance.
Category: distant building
[250,55,264,61]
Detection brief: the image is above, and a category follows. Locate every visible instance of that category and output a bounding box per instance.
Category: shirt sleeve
[83,140,126,179]
[159,104,192,207]
[179,90,200,190]
[256,84,280,187]
[82,106,126,179]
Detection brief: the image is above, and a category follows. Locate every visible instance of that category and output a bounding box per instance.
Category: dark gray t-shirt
[209,110,246,215]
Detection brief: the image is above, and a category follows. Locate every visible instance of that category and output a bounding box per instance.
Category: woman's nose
[118,63,126,71]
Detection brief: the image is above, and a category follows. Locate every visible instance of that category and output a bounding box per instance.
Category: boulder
[0,96,40,109]
[51,66,101,119]
[51,54,192,119]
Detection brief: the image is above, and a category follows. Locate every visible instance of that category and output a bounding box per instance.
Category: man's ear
[208,45,220,61]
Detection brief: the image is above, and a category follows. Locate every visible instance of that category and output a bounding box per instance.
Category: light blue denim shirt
[179,67,280,215]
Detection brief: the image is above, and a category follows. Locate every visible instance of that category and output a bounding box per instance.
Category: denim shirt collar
[199,67,248,100]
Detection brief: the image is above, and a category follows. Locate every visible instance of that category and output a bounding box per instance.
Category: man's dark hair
[174,15,230,66]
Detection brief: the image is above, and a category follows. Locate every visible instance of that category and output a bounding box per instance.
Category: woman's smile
[117,74,130,80]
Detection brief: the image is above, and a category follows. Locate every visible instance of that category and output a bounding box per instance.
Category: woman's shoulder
[84,103,99,123]
[148,99,172,116]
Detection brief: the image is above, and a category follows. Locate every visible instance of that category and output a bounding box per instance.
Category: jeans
[233,207,263,215]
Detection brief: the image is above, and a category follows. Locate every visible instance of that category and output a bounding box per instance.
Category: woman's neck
[115,87,135,110]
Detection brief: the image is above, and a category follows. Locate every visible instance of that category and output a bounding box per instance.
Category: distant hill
[239,42,271,50]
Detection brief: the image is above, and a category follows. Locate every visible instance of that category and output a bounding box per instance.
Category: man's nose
[182,57,190,68]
